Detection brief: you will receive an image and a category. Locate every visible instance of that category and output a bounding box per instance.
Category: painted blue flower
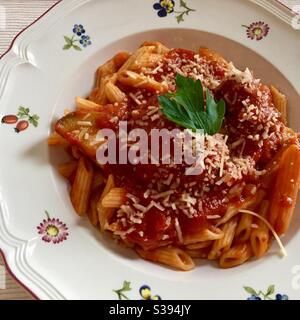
[80,35,92,48]
[73,24,85,36]
[247,295,262,300]
[153,0,175,17]
[275,294,289,300]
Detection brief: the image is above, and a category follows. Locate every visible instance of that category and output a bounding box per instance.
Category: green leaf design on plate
[28,114,40,127]
[244,286,258,296]
[174,0,196,23]
[64,36,73,45]
[16,106,39,129]
[73,45,82,51]
[266,285,275,296]
[63,44,72,50]
[17,106,30,118]
[113,281,132,300]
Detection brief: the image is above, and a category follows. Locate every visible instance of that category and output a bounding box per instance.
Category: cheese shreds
[129,93,142,105]
[174,217,184,243]
[127,193,139,204]
[239,140,246,157]
[151,63,163,74]
[143,189,151,199]
[77,121,92,127]
[151,190,174,200]
[114,227,136,238]
[152,201,165,211]
[82,113,91,120]
[206,215,221,220]
[133,203,147,213]
[239,209,287,257]
[219,135,228,177]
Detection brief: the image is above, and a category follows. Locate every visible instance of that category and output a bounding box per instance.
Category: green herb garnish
[158,74,226,135]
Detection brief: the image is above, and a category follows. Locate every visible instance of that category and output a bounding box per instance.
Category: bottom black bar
[0,300,299,319]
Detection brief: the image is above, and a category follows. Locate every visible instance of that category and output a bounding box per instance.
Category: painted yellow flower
[140,285,161,300]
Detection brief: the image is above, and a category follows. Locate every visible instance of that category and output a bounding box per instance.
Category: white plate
[0,0,300,300]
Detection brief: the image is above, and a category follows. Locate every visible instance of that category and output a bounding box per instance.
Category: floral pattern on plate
[153,0,195,23]
[63,24,92,51]
[114,281,162,300]
[37,211,69,244]
[1,107,39,133]
[244,285,289,300]
[242,21,270,41]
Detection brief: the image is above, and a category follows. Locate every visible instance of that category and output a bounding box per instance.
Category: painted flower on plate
[275,294,289,300]
[140,285,161,300]
[73,24,86,36]
[247,295,262,300]
[113,282,162,300]
[153,0,195,23]
[80,35,92,48]
[243,21,270,41]
[244,285,289,300]
[63,24,92,51]
[153,0,175,17]
[37,211,69,244]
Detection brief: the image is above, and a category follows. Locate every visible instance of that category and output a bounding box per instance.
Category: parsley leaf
[29,114,40,127]
[17,106,30,118]
[158,74,226,135]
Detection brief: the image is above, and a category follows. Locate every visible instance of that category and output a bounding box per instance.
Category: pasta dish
[49,41,300,271]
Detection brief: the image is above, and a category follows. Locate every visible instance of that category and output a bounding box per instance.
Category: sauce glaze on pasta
[52,42,300,270]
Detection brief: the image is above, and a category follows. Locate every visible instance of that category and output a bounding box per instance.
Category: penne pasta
[97,174,115,232]
[104,81,126,103]
[270,85,288,125]
[118,46,156,73]
[118,70,168,92]
[70,157,94,216]
[71,145,82,159]
[183,226,224,245]
[96,58,118,88]
[219,243,253,269]
[234,213,253,243]
[217,190,266,226]
[269,144,300,235]
[92,58,120,104]
[208,216,239,260]
[102,188,126,208]
[76,96,103,112]
[112,52,131,69]
[52,42,300,271]
[250,200,270,258]
[141,41,170,54]
[57,160,78,179]
[199,47,230,71]
[186,247,211,259]
[136,246,195,271]
[185,240,212,250]
[91,170,105,192]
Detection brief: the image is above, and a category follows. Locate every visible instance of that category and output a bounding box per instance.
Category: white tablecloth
[0,0,57,55]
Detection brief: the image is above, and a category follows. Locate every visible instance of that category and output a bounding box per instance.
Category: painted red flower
[243,21,270,41]
[37,211,69,244]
